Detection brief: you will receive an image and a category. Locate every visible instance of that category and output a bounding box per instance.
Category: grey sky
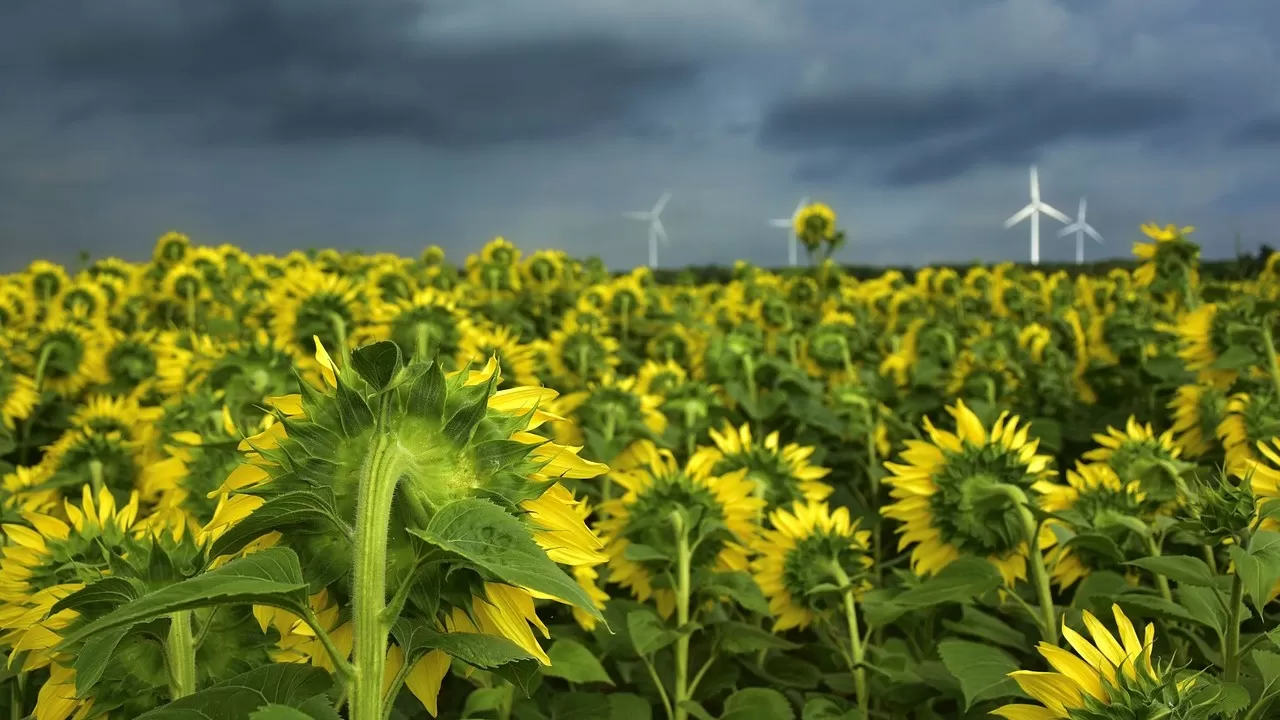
[1,0,1277,271]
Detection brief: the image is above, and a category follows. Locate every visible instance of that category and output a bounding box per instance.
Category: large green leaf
[1228,531,1280,615]
[627,609,678,656]
[391,618,534,669]
[407,498,602,620]
[133,664,336,720]
[59,548,310,648]
[866,557,1002,627]
[52,576,141,619]
[702,571,770,615]
[937,639,1025,710]
[716,621,800,655]
[551,692,613,720]
[74,625,132,696]
[208,489,345,560]
[721,688,795,720]
[1126,555,1217,587]
[351,341,402,391]
[543,639,613,685]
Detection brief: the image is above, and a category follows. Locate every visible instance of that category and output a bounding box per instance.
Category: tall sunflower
[210,339,608,716]
[457,324,540,389]
[1082,417,1185,508]
[545,311,622,390]
[1039,463,1149,590]
[25,322,106,397]
[993,605,1196,720]
[268,267,366,365]
[881,400,1057,584]
[596,446,763,618]
[752,501,873,631]
[0,356,38,431]
[687,422,833,512]
[369,287,471,362]
[1167,383,1227,458]
[1217,384,1280,476]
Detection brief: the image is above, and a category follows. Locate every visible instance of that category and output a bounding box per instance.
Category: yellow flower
[1039,463,1148,590]
[688,422,833,511]
[752,501,873,631]
[993,604,1195,719]
[881,400,1058,585]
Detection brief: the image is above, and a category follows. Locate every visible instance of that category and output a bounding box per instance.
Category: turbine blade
[623,211,649,220]
[793,197,809,216]
[1004,205,1034,228]
[654,221,668,244]
[1057,224,1079,237]
[1029,165,1040,202]
[1085,225,1104,243]
[1079,197,1087,219]
[653,191,672,215]
[1038,202,1070,224]
[769,219,792,228]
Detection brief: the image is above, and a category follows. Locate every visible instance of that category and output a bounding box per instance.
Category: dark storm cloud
[1226,115,1280,147]
[760,73,1195,185]
[1,0,702,147]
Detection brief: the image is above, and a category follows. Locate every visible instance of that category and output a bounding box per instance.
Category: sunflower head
[372,287,471,363]
[1040,463,1152,590]
[522,249,567,289]
[153,231,192,265]
[994,604,1198,720]
[27,321,106,397]
[1083,417,1188,508]
[596,444,764,618]
[1218,384,1280,476]
[689,422,833,511]
[882,400,1058,584]
[366,261,418,304]
[552,374,667,465]
[0,357,38,431]
[1168,383,1227,458]
[545,312,621,389]
[1132,223,1200,294]
[752,501,873,632]
[794,202,837,251]
[269,267,365,362]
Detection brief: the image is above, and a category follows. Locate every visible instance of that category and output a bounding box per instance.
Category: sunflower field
[1,212,1280,720]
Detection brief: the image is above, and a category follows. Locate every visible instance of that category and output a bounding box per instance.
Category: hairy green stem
[829,563,868,717]
[1223,571,1245,683]
[1143,536,1174,604]
[672,512,693,720]
[350,433,401,720]
[1017,505,1058,645]
[166,611,197,699]
[1262,324,1280,403]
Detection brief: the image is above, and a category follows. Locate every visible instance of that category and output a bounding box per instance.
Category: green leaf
[759,656,821,690]
[463,687,508,716]
[405,359,446,420]
[494,660,543,697]
[677,701,716,720]
[937,639,1025,710]
[1253,650,1280,692]
[716,621,801,654]
[703,571,770,615]
[894,557,1003,609]
[550,692,612,720]
[1126,555,1217,587]
[392,619,533,669]
[334,381,375,437]
[74,625,131,696]
[208,489,345,560]
[939,606,1026,650]
[1210,345,1258,371]
[1116,594,1201,627]
[1178,586,1227,637]
[472,439,539,474]
[721,688,795,720]
[608,693,652,720]
[1205,681,1252,716]
[443,373,497,445]
[1228,531,1280,615]
[249,706,316,720]
[133,664,335,720]
[59,548,310,649]
[51,576,141,619]
[543,639,613,685]
[351,341,402,390]
[627,610,678,656]
[800,698,859,720]
[407,499,603,620]
[622,544,669,564]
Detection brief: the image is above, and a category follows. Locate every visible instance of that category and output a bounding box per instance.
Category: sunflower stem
[671,511,693,720]
[741,354,758,412]
[828,562,868,718]
[1017,504,1058,646]
[350,432,401,720]
[1223,570,1245,683]
[415,323,430,361]
[1142,535,1175,605]
[303,608,355,682]
[166,610,197,699]
[89,459,106,497]
[328,312,351,367]
[1261,324,1280,403]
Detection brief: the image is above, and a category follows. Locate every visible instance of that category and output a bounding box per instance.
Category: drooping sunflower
[209,339,609,716]
[1039,463,1150,590]
[522,249,569,290]
[456,324,540,389]
[634,359,688,398]
[1245,438,1280,532]
[25,321,106,397]
[1082,417,1186,508]
[50,277,110,327]
[1132,222,1199,293]
[466,236,523,294]
[0,356,38,430]
[365,259,418,304]
[752,501,873,631]
[545,311,622,390]
[268,267,366,364]
[152,230,192,266]
[68,393,164,447]
[370,287,472,363]
[596,445,764,618]
[881,400,1058,584]
[688,422,833,512]
[1167,383,1228,458]
[1217,384,1280,476]
[97,329,166,397]
[802,310,866,387]
[552,374,667,466]
[993,605,1196,720]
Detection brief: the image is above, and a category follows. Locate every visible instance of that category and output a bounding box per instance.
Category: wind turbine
[768,196,809,267]
[624,191,671,269]
[1003,165,1070,265]
[1057,197,1104,265]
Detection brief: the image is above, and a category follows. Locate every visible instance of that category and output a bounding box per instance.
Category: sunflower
[634,359,688,398]
[153,230,192,265]
[456,324,540,389]
[1168,304,1240,388]
[0,357,38,430]
[25,260,70,310]
[26,321,106,397]
[370,287,472,362]
[268,267,366,363]
[69,393,164,447]
[688,422,833,512]
[552,374,667,466]
[644,322,706,375]
[1217,384,1280,476]
[50,278,110,327]
[1132,222,1200,297]
[466,237,523,294]
[1246,438,1280,533]
[143,406,247,532]
[1167,383,1227,458]
[545,311,622,390]
[365,260,418,304]
[210,339,608,716]
[802,310,866,387]
[1039,463,1149,590]
[596,445,763,618]
[794,202,838,250]
[522,249,568,290]
[752,501,873,631]
[993,605,1196,720]
[1,464,58,517]
[881,400,1058,584]
[98,329,165,396]
[1082,417,1185,508]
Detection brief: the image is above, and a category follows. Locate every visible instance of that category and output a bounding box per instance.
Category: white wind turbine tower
[623,191,672,269]
[1057,197,1104,265]
[1003,165,1070,265]
[768,196,809,267]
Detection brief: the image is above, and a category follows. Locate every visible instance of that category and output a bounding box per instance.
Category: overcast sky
[2,0,1278,271]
